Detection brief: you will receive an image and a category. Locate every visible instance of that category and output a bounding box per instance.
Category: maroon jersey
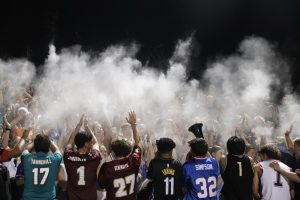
[98,146,141,200]
[64,148,101,200]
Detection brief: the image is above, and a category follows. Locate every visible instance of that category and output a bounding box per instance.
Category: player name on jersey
[31,158,52,165]
[195,163,213,171]
[67,156,87,162]
[114,163,129,171]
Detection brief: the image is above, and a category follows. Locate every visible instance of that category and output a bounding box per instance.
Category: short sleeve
[21,150,31,163]
[146,160,154,180]
[0,147,11,162]
[51,152,63,164]
[129,146,141,167]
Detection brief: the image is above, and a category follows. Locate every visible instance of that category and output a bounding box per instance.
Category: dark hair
[34,134,51,153]
[294,138,300,147]
[227,136,246,155]
[259,145,281,160]
[189,138,208,157]
[110,139,132,157]
[156,137,176,153]
[74,131,93,149]
[209,145,222,155]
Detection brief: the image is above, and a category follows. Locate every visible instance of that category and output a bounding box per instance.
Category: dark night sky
[0,0,300,88]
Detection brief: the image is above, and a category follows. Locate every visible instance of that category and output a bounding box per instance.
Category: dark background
[0,0,299,89]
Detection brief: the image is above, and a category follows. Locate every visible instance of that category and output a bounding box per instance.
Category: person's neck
[115,156,126,160]
[77,148,88,155]
[232,154,243,158]
[160,153,172,159]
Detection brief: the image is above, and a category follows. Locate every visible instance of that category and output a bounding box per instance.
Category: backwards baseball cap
[156,138,176,153]
[188,123,204,139]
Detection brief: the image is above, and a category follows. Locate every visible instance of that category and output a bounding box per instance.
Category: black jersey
[147,158,183,200]
[221,154,254,200]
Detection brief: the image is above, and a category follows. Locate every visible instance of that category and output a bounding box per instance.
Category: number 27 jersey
[183,157,219,200]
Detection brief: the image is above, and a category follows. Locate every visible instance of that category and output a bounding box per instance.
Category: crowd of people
[1,85,300,200]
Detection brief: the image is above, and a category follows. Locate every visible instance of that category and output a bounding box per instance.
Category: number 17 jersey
[183,157,219,200]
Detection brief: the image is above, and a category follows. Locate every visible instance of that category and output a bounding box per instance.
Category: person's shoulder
[132,145,142,154]
[50,152,63,161]
[279,160,291,171]
[63,148,74,157]
[21,150,32,158]
[89,149,101,158]
[183,159,193,168]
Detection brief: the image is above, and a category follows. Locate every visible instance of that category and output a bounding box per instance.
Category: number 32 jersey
[98,146,142,200]
[64,148,101,200]
[183,157,219,200]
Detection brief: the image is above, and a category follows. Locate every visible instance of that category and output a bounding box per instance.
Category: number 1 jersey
[183,157,219,200]
[64,148,101,200]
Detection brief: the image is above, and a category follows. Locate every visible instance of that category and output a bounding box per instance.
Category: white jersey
[260,160,290,200]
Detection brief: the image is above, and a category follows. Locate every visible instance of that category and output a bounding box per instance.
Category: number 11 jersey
[147,157,183,200]
[64,148,101,200]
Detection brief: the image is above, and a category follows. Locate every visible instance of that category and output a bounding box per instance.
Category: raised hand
[84,116,89,127]
[269,160,281,172]
[126,111,137,126]
[284,125,293,136]
[78,114,85,127]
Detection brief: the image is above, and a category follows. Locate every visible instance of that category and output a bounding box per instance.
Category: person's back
[220,136,254,200]
[98,111,141,200]
[183,138,220,200]
[0,163,11,200]
[147,138,183,200]
[183,157,219,200]
[99,145,141,200]
[22,134,62,200]
[22,151,62,199]
[221,154,253,200]
[64,148,101,200]
[260,160,290,200]
[64,116,102,200]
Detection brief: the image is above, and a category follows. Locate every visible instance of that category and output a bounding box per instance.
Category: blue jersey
[21,151,62,200]
[183,157,219,200]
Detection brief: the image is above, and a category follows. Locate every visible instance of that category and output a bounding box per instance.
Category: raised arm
[126,111,140,146]
[50,141,61,154]
[284,125,294,152]
[84,116,100,151]
[66,115,84,149]
[8,128,31,158]
[270,160,300,183]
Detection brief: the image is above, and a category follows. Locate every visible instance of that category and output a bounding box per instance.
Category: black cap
[188,123,204,138]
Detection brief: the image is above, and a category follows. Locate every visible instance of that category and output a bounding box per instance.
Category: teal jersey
[21,151,62,200]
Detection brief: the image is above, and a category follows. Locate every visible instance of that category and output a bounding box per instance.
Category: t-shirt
[292,159,300,200]
[0,147,11,162]
[98,146,141,200]
[259,160,291,200]
[147,157,183,200]
[183,157,219,200]
[64,148,101,200]
[22,151,62,200]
